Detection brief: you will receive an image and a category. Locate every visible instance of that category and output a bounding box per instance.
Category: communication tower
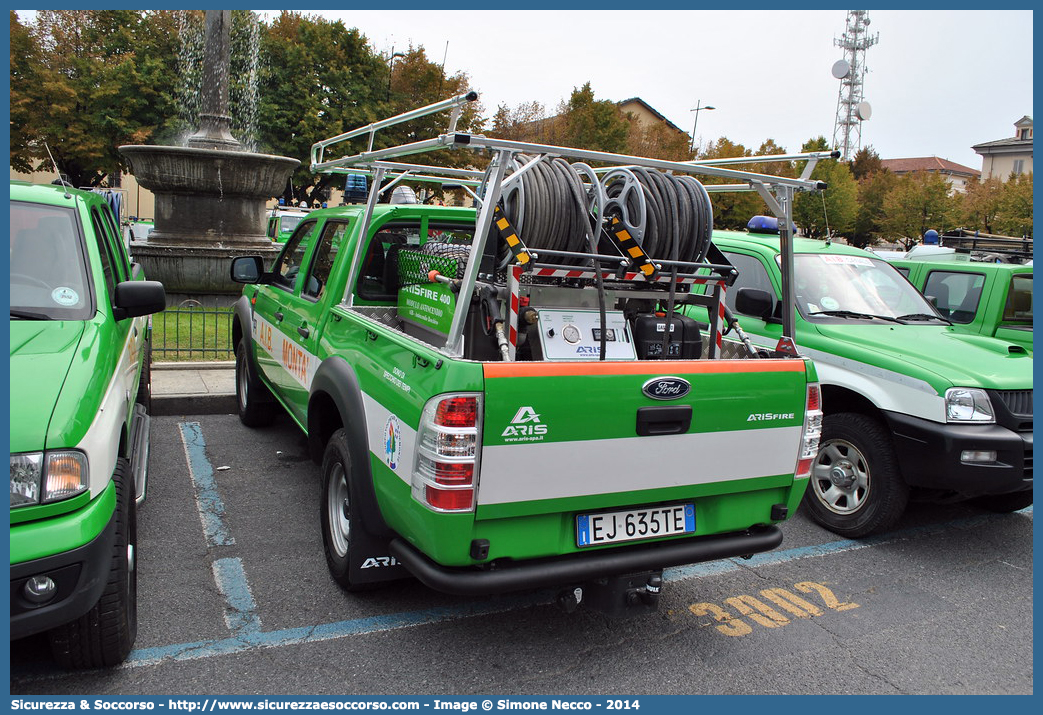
[831,10,878,160]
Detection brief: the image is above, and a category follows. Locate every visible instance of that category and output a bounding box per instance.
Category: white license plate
[576,504,695,547]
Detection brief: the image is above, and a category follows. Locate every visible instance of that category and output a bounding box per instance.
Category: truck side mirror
[113,280,166,320]
[231,256,270,284]
[735,287,777,322]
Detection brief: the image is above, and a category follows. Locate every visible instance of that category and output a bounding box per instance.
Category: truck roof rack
[310,92,826,357]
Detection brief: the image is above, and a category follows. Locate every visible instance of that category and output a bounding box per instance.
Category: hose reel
[491,156,715,271]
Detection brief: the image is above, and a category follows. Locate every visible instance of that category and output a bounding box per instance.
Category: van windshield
[793,253,939,322]
[10,201,92,320]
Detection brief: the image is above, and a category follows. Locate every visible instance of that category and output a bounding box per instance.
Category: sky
[265,8,1033,172]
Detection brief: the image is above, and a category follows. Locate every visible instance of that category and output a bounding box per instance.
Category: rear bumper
[389,525,783,596]
[885,410,1032,498]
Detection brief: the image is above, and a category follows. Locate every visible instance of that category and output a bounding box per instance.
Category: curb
[152,394,237,417]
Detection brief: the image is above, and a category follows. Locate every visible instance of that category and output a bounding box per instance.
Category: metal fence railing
[151,303,235,362]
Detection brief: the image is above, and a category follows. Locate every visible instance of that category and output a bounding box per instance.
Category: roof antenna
[43,142,72,199]
[821,193,832,246]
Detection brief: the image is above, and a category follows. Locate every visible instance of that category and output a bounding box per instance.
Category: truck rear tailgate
[477,359,809,517]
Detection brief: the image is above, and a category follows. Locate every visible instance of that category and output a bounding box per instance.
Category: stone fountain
[119,10,299,304]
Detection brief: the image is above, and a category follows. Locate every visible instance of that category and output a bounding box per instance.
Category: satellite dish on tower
[856,101,873,121]
[831,59,851,79]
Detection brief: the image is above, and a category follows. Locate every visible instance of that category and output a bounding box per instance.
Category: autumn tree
[489,101,559,143]
[880,171,959,250]
[10,10,181,186]
[960,177,1005,234]
[994,172,1033,237]
[624,118,691,161]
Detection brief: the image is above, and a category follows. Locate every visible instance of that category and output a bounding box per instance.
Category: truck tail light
[413,394,482,512]
[796,383,822,479]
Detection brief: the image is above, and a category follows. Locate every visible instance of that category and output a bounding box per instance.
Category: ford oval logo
[642,376,691,401]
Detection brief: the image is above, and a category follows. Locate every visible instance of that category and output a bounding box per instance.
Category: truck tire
[50,459,137,668]
[236,338,275,427]
[321,429,366,592]
[802,412,909,538]
[971,489,1033,513]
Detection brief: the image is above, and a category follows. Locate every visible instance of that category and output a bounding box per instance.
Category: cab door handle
[274,311,284,322]
[297,325,310,339]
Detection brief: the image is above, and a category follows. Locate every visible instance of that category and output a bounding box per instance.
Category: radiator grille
[997,389,1033,417]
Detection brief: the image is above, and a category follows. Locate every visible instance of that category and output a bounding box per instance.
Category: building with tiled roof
[879,156,981,193]
[973,116,1033,181]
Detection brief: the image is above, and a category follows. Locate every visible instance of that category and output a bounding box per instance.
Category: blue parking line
[121,505,1031,668]
[179,421,234,547]
[212,558,262,636]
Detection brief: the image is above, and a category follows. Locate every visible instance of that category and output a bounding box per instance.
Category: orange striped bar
[484,359,806,379]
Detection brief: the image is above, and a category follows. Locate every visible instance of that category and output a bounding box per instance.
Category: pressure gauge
[562,324,581,344]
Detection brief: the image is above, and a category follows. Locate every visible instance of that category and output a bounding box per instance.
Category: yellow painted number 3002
[689,581,859,636]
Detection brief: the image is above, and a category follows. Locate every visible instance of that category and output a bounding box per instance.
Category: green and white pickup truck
[228,95,825,615]
[696,228,1032,537]
[890,258,1032,352]
[10,181,165,667]
[266,206,312,243]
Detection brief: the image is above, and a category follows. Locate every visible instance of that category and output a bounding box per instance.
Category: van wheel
[971,489,1033,513]
[802,412,909,538]
[321,429,365,591]
[50,459,137,668]
[235,338,275,427]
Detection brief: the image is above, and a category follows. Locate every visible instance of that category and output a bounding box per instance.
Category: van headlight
[945,388,995,424]
[10,451,89,508]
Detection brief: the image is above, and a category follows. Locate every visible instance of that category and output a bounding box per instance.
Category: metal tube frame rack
[311,92,825,359]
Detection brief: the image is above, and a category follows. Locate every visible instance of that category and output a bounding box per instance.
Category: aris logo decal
[502,406,548,442]
[384,416,402,470]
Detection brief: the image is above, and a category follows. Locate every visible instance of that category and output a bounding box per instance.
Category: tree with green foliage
[257,13,480,207]
[960,177,1005,234]
[256,12,389,206]
[10,10,181,186]
[697,137,761,230]
[880,171,959,250]
[792,137,857,240]
[994,172,1033,238]
[558,82,630,154]
[848,145,884,181]
[849,169,897,248]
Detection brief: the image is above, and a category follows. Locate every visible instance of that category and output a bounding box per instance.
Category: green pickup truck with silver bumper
[699,229,1032,538]
[228,95,824,616]
[10,181,165,667]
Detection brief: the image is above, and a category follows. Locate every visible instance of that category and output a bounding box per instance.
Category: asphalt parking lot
[10,412,1033,696]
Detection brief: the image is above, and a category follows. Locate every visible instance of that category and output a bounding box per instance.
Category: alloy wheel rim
[811,438,871,515]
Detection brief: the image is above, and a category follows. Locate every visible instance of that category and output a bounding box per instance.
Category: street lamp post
[689,100,716,154]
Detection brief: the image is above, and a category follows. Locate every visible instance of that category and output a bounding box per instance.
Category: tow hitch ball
[558,571,664,617]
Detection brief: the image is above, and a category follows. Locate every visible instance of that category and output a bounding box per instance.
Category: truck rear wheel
[235,338,275,427]
[321,429,365,591]
[802,412,909,538]
[49,459,137,668]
